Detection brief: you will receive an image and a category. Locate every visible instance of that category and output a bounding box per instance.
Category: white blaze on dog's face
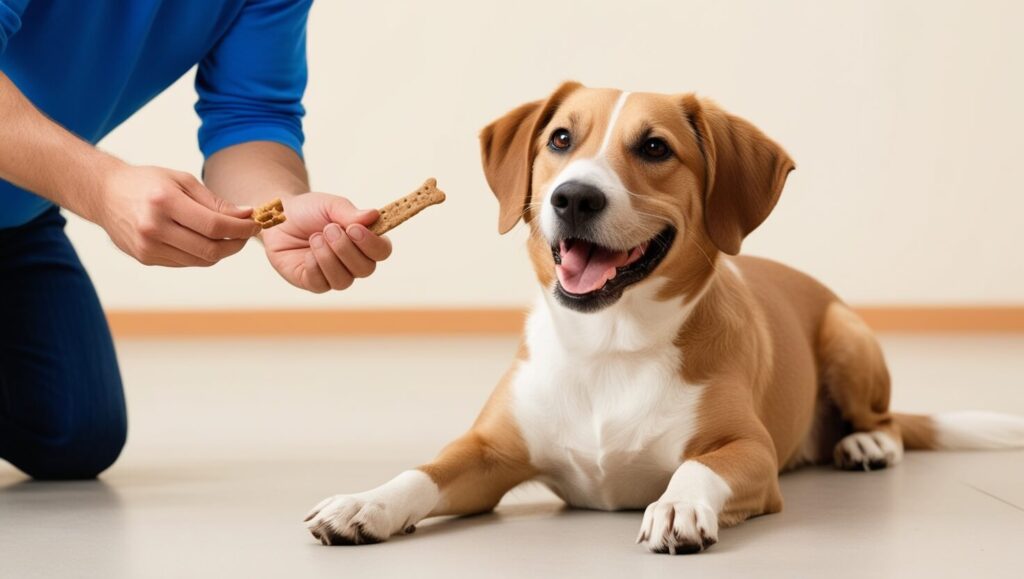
[480,82,794,313]
[531,88,706,311]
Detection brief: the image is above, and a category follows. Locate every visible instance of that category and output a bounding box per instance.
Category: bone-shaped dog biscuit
[253,198,286,229]
[368,178,446,235]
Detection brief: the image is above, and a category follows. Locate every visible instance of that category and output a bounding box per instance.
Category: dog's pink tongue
[556,240,630,294]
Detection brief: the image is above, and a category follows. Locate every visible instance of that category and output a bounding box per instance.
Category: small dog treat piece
[368,178,446,235]
[253,198,286,229]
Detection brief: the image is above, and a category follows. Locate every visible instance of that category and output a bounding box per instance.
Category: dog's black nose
[551,181,607,229]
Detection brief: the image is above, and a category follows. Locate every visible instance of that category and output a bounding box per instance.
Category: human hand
[261,192,393,293]
[91,164,261,266]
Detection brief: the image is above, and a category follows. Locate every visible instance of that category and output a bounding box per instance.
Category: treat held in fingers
[253,198,287,229]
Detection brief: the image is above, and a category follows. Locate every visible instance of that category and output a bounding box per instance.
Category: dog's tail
[895,411,1024,451]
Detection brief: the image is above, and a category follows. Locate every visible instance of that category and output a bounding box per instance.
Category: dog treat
[252,198,286,229]
[368,178,446,235]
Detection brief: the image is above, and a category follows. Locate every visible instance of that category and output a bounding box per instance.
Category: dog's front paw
[305,494,411,545]
[637,500,719,555]
[304,470,439,546]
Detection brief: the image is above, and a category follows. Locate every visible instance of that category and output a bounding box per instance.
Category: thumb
[350,208,379,227]
[326,197,379,227]
[218,202,254,219]
[178,173,252,218]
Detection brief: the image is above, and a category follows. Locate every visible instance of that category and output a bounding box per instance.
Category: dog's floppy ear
[480,81,582,234]
[683,96,795,255]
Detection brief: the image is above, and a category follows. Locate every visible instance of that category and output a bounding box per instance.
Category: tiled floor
[2,335,1023,578]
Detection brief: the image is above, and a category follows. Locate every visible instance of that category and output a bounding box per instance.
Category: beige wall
[65,0,1024,309]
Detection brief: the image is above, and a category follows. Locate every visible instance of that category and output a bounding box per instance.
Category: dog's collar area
[551,227,677,313]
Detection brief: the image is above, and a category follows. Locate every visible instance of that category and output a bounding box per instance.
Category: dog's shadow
[390,503,770,557]
[397,501,570,542]
[385,501,760,556]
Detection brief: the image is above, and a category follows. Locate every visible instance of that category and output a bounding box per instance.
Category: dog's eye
[640,137,671,160]
[549,129,572,151]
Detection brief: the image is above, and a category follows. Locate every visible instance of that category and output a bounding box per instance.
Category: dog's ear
[683,96,795,255]
[480,81,583,234]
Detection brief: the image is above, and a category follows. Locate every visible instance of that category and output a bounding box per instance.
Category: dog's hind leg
[817,302,904,471]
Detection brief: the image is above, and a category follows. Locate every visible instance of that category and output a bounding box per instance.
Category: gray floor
[2,335,1024,578]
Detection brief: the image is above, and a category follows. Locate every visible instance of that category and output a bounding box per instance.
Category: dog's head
[480,82,794,312]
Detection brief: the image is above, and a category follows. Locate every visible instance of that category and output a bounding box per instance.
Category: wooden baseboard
[104,306,1024,337]
[106,308,528,337]
[852,306,1024,333]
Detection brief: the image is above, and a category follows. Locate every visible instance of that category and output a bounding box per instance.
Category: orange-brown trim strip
[106,308,529,337]
[854,306,1024,333]
[105,307,1024,338]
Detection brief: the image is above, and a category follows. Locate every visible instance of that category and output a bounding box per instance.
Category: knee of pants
[11,411,128,481]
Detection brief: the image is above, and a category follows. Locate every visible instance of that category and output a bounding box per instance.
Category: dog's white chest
[511,292,704,510]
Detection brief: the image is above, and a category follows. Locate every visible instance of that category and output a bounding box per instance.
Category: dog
[305,82,1024,554]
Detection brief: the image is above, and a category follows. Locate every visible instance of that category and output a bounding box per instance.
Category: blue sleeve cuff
[193,0,310,162]
[199,124,304,160]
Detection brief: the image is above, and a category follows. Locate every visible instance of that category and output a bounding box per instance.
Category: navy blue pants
[0,207,126,479]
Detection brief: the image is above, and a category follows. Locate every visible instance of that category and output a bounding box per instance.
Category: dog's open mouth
[552,227,676,309]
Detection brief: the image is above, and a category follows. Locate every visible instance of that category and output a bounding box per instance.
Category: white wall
[66,0,1024,309]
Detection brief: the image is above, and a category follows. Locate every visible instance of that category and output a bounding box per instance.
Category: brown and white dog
[306,83,1024,554]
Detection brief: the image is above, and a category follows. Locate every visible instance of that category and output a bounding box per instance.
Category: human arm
[196,0,391,293]
[0,70,258,266]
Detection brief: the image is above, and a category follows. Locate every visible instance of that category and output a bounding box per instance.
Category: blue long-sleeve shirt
[0,0,311,228]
